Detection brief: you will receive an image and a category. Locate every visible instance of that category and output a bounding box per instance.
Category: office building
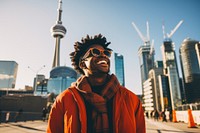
[161,40,182,109]
[143,61,163,113]
[33,74,48,95]
[114,53,125,86]
[138,45,154,94]
[0,60,18,89]
[143,78,154,112]
[180,38,200,103]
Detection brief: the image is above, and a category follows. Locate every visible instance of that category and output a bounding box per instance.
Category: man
[47,34,145,133]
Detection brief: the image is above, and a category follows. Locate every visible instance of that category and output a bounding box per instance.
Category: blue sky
[0,0,199,94]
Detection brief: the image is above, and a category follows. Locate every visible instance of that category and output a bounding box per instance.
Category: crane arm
[168,20,184,38]
[132,22,146,42]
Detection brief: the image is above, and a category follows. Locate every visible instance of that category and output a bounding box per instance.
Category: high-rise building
[179,38,200,103]
[0,60,18,89]
[161,40,182,109]
[138,45,154,94]
[114,53,125,86]
[143,61,163,114]
[132,21,155,96]
[48,0,77,95]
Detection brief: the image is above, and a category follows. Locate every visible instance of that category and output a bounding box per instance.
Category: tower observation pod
[51,0,67,68]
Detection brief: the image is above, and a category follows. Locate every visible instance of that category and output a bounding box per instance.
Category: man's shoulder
[117,86,141,102]
[56,86,77,101]
[118,86,137,97]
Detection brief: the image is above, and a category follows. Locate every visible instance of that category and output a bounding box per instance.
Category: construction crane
[162,20,184,41]
[132,21,154,55]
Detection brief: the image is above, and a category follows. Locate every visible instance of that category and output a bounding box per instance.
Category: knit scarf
[75,74,120,133]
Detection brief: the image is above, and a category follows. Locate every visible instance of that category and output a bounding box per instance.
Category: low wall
[0,94,48,122]
[176,110,200,125]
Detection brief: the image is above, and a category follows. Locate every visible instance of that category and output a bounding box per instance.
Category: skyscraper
[161,40,182,109]
[0,60,18,89]
[138,45,154,93]
[179,38,200,103]
[114,53,125,86]
[51,0,66,68]
[132,21,155,95]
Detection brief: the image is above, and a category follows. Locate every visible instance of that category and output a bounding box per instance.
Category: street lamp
[28,65,46,94]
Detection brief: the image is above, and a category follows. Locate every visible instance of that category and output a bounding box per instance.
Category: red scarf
[75,74,120,133]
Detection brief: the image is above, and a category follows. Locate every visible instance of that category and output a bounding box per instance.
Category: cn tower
[51,0,66,68]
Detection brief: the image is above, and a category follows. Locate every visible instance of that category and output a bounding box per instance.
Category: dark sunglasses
[82,48,112,60]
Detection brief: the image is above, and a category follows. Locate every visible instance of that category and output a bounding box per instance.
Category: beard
[90,61,110,75]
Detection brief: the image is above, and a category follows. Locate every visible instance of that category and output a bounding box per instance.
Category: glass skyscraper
[138,45,154,94]
[114,53,125,86]
[161,40,182,109]
[179,38,200,103]
[0,60,18,89]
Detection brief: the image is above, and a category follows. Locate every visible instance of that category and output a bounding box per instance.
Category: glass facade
[47,66,77,95]
[34,75,48,95]
[0,60,18,89]
[114,53,125,86]
[167,67,182,109]
[158,75,171,111]
[161,40,182,109]
[161,41,179,75]
[138,45,154,93]
[180,38,200,103]
[154,60,163,68]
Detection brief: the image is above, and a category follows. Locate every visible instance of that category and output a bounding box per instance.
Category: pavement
[146,118,200,133]
[0,118,200,133]
[0,120,47,133]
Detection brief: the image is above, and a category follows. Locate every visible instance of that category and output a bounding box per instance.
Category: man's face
[81,44,111,76]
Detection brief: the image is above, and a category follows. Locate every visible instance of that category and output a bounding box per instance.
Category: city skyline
[0,0,200,94]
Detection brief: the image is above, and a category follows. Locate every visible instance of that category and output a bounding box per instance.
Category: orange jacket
[47,86,145,133]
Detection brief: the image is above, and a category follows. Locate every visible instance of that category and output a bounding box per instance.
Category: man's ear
[79,61,87,69]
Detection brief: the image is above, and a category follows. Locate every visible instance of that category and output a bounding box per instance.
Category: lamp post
[28,65,45,94]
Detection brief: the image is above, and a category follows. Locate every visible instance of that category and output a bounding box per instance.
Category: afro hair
[70,34,112,75]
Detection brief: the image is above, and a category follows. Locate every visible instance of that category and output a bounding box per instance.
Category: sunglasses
[82,48,112,60]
